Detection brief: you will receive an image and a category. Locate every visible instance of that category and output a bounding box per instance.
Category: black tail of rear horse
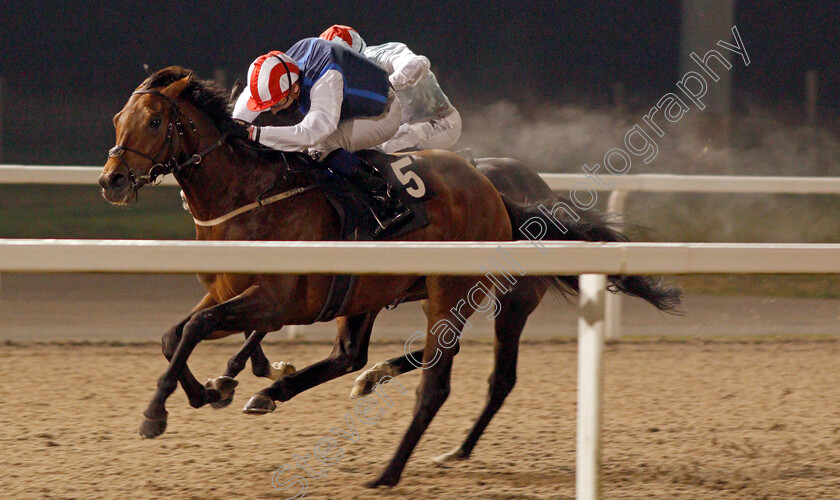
[351,158,683,484]
[501,195,682,312]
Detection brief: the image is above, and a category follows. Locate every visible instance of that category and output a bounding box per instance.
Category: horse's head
[99,68,196,205]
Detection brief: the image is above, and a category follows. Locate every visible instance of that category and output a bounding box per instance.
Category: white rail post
[604,190,628,341]
[577,273,606,500]
[0,76,4,162]
[806,70,818,169]
[286,324,301,339]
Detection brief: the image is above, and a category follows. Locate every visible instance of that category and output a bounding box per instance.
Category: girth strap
[310,192,362,323]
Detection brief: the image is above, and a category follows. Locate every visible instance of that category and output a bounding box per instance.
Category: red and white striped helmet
[319,25,367,53]
[245,51,301,112]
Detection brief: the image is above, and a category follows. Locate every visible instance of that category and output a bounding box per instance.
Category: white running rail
[5,164,840,341]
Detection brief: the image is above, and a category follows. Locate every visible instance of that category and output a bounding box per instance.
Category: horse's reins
[192,184,319,226]
[108,87,318,226]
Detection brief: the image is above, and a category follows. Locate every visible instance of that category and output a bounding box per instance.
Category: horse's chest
[197,273,244,303]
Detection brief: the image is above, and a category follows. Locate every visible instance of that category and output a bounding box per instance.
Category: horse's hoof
[242,394,276,415]
[432,447,468,465]
[350,362,397,399]
[206,375,239,394]
[211,394,235,409]
[349,379,375,399]
[139,414,168,439]
[268,361,296,381]
[205,376,238,409]
[363,474,399,489]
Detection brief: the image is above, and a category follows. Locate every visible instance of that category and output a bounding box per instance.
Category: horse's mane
[141,66,312,165]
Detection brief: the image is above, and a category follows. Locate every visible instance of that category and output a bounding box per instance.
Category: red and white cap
[319,25,366,53]
[246,51,301,112]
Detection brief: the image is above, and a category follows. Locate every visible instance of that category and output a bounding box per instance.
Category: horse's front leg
[160,293,220,409]
[139,286,280,438]
[249,341,297,381]
[242,311,379,414]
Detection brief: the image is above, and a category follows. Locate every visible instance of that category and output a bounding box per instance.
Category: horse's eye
[150,118,162,129]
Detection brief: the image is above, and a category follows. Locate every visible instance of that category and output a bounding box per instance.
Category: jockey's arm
[373,43,430,91]
[235,70,344,152]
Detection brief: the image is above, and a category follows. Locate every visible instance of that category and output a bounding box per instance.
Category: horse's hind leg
[434,282,545,464]
[365,279,478,488]
[242,311,379,414]
[350,299,427,397]
[248,338,296,381]
[351,349,422,398]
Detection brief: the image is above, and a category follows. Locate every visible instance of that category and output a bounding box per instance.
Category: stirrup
[372,207,413,236]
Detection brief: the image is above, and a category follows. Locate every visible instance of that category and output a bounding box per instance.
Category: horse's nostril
[109,173,128,189]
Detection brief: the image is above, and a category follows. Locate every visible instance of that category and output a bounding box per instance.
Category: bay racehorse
[99,67,680,487]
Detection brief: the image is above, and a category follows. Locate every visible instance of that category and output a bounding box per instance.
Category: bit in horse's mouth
[101,187,137,206]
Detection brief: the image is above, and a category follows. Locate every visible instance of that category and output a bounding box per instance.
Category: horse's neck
[176,145,277,220]
[170,103,334,237]
[177,145,335,239]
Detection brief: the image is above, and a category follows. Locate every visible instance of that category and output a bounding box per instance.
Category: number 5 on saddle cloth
[318,148,431,241]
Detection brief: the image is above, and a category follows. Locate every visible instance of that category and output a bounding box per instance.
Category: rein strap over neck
[192,184,319,227]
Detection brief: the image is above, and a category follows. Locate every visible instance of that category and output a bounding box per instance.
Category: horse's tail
[501,195,682,312]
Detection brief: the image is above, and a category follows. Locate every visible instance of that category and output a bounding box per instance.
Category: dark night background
[0,0,837,165]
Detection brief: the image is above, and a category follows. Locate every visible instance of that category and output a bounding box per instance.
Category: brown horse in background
[99,67,679,487]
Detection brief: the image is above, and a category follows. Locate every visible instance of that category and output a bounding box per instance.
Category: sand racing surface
[3,339,840,499]
[2,274,840,499]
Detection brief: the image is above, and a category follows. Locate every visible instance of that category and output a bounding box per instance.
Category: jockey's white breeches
[317,89,402,154]
[378,108,462,153]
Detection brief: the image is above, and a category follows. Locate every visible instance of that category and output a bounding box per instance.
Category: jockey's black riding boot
[326,149,413,234]
[351,161,414,234]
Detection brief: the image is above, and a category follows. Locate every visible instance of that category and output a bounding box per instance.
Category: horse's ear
[162,73,193,99]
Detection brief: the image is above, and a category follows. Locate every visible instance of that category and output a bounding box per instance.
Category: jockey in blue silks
[232,37,411,231]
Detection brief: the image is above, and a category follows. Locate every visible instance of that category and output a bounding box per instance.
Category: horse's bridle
[107,89,228,188]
